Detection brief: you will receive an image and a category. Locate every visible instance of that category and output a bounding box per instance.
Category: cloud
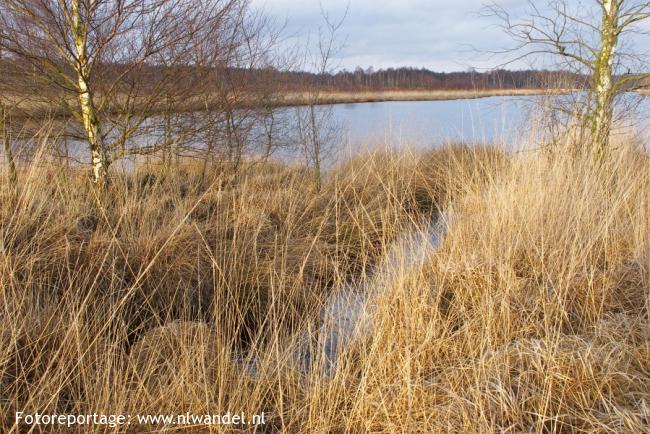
[251,0,650,72]
[251,0,523,71]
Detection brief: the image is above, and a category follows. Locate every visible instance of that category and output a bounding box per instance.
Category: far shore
[278,88,575,106]
[0,88,605,121]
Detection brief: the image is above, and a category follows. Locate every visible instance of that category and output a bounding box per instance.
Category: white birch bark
[71,0,108,184]
[591,0,620,157]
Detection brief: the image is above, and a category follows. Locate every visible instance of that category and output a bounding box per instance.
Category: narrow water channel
[296,211,451,376]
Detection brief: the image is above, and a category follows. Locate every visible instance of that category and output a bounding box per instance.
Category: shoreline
[276,88,575,106]
[4,88,625,121]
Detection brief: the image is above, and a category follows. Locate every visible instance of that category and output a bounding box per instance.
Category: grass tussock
[332,142,649,433]
[1,139,649,432]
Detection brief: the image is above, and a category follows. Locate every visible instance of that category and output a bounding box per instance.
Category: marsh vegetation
[1,137,649,432]
[1,0,650,432]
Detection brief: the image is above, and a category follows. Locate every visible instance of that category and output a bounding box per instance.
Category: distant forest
[0,61,587,95]
[278,68,587,91]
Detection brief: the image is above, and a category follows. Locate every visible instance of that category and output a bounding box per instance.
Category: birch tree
[0,0,248,185]
[486,0,650,158]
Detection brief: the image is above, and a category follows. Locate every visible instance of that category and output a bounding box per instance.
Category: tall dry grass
[324,140,649,433]
[0,137,648,433]
[278,89,572,106]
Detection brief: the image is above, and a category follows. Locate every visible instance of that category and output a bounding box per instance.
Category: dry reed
[1,136,648,433]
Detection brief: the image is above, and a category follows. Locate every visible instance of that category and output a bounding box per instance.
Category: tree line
[0,60,587,102]
[279,68,587,91]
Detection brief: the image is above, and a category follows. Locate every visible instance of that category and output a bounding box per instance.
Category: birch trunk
[71,0,108,184]
[1,103,18,188]
[591,0,619,159]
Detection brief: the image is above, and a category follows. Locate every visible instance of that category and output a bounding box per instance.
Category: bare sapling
[296,2,348,191]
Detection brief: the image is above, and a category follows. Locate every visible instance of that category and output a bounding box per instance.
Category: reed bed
[279,89,570,106]
[1,138,648,432]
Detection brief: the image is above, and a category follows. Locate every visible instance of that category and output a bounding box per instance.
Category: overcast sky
[250,0,532,72]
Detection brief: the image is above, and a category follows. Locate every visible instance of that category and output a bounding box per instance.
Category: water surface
[331,97,534,149]
[326,94,650,156]
[8,95,649,167]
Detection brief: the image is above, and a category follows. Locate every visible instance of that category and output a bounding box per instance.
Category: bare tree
[485,0,650,158]
[178,2,286,180]
[0,0,250,185]
[295,3,348,191]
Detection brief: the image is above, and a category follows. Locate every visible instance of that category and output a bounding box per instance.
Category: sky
[250,0,529,72]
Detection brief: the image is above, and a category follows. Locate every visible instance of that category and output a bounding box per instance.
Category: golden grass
[343,142,649,432]
[1,138,649,432]
[279,89,573,106]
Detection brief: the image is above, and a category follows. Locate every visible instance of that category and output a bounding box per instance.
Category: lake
[325,94,650,155]
[10,94,649,167]
[331,96,534,149]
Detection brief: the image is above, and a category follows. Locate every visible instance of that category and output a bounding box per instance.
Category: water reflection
[12,95,650,168]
